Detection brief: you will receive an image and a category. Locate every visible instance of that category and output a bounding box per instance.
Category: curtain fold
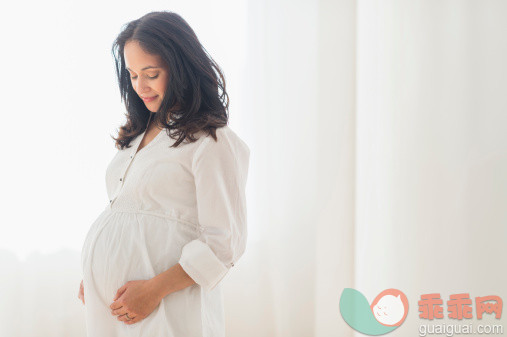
[228,0,356,336]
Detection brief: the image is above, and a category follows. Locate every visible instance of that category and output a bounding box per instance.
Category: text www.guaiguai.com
[419,323,503,336]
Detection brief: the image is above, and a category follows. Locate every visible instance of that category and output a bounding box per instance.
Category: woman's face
[124,40,169,112]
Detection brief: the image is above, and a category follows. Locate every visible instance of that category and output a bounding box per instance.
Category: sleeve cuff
[178,239,230,291]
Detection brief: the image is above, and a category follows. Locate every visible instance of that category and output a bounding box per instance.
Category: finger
[110,296,125,310]
[123,313,138,324]
[111,308,128,316]
[110,303,123,310]
[125,316,140,325]
[117,313,132,322]
[114,285,127,301]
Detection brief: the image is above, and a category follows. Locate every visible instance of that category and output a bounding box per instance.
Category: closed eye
[131,75,158,80]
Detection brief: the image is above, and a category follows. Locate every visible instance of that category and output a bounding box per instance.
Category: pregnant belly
[82,210,199,305]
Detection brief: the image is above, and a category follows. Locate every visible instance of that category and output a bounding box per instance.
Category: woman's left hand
[110,279,162,325]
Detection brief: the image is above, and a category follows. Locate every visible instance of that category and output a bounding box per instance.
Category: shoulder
[215,126,250,153]
[196,126,249,155]
[192,126,250,168]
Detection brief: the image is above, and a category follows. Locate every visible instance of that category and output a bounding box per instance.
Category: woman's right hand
[78,279,85,305]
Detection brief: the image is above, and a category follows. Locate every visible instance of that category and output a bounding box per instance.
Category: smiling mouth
[141,96,157,102]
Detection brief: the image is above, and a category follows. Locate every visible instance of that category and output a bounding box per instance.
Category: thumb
[114,284,127,301]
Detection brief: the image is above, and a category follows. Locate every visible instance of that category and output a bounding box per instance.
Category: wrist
[147,263,195,301]
[148,275,170,301]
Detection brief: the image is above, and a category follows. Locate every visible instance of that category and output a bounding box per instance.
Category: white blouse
[80,113,250,337]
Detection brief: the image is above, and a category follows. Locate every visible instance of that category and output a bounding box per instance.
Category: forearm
[149,263,196,300]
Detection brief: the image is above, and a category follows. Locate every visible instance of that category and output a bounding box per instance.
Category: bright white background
[0,0,506,336]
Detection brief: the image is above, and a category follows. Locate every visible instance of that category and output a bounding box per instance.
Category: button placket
[108,112,154,209]
[109,153,135,207]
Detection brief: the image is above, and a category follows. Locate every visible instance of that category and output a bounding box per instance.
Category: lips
[141,95,157,102]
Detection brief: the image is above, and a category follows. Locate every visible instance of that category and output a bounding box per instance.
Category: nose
[134,77,151,95]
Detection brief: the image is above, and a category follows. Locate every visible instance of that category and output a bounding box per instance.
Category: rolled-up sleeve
[178,127,250,291]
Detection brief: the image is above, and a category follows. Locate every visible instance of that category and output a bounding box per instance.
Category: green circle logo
[339,288,409,335]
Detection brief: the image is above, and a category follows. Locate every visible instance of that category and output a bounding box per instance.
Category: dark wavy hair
[111,11,229,149]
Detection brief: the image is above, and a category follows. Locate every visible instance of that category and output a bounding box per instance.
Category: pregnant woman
[77,11,250,337]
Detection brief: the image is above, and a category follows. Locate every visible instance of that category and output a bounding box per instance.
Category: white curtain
[227,0,355,335]
[354,1,507,336]
[1,1,506,336]
[227,0,507,336]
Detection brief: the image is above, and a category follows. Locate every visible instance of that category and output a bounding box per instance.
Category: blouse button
[119,178,122,181]
[130,155,133,158]
[109,200,112,203]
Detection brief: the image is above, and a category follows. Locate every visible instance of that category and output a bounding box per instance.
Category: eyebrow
[126,66,160,71]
